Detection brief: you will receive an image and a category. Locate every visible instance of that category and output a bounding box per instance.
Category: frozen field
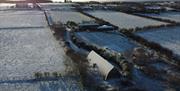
[39,3,76,11]
[0,10,47,28]
[75,32,136,53]
[86,10,167,29]
[0,28,82,91]
[139,12,180,23]
[136,26,180,56]
[50,11,94,24]
[0,3,16,10]
[0,28,69,78]
[0,9,83,90]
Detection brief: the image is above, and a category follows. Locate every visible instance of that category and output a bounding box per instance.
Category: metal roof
[87,50,115,80]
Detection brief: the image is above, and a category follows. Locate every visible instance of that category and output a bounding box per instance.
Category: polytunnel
[87,51,120,80]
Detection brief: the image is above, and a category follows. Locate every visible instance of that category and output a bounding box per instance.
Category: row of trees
[120,23,180,33]
[122,30,179,66]
[132,13,179,24]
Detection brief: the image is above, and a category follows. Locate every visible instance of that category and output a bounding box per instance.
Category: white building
[87,50,120,80]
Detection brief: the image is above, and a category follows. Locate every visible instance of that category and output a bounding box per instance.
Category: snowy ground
[0,8,83,91]
[0,28,81,91]
[138,11,180,23]
[38,3,76,11]
[50,11,94,24]
[0,10,47,28]
[136,26,180,56]
[0,3,16,10]
[86,10,167,29]
[0,28,73,79]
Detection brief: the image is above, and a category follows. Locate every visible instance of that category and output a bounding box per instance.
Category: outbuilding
[87,51,120,80]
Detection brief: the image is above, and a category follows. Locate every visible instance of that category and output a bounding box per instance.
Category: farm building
[78,21,99,31]
[87,51,120,80]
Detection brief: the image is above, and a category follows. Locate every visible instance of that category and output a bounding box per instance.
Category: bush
[44,72,50,77]
[52,72,58,77]
[66,21,78,28]
[34,72,43,79]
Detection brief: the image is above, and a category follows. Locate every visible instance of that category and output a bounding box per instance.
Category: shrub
[34,72,43,78]
[52,72,58,77]
[44,72,50,77]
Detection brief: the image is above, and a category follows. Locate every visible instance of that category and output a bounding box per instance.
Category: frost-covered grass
[38,3,76,11]
[0,3,16,10]
[0,9,84,90]
[0,28,77,79]
[0,10,47,28]
[86,10,167,29]
[138,12,180,23]
[50,11,94,24]
[75,32,136,53]
[136,26,180,56]
[0,19,83,90]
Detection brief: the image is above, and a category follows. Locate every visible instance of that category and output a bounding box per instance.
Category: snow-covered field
[0,10,47,28]
[0,8,83,91]
[138,12,180,23]
[136,26,180,56]
[38,3,76,11]
[86,10,167,29]
[0,27,82,91]
[0,28,74,79]
[50,11,94,24]
[39,3,94,24]
[0,3,16,10]
[75,32,136,53]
